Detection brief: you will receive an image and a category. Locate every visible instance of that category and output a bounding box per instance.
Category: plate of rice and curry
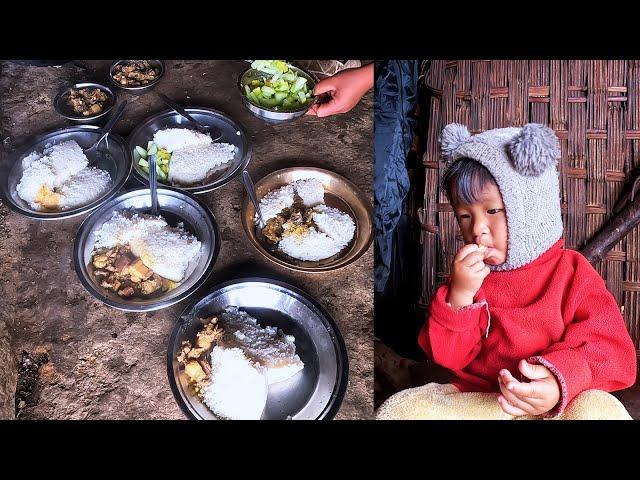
[241,167,373,272]
[167,278,348,420]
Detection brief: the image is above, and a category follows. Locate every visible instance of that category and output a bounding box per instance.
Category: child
[376,123,637,420]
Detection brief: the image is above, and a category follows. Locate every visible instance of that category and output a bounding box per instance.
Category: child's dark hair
[442,158,498,206]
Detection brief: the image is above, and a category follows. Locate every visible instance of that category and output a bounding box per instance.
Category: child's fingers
[470,261,489,273]
[519,359,551,380]
[499,377,538,411]
[506,380,545,399]
[499,369,520,386]
[497,395,529,416]
[479,264,491,278]
[462,251,486,267]
[454,244,482,263]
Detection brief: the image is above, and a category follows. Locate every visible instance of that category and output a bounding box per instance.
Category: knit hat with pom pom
[440,123,563,271]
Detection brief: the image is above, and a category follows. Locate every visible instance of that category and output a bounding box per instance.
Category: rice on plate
[90,210,202,299]
[257,178,355,261]
[177,306,304,420]
[16,139,111,211]
[135,128,236,186]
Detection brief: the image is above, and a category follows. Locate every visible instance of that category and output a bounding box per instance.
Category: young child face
[452,182,508,266]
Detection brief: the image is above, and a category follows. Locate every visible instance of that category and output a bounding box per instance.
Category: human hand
[446,243,490,309]
[497,360,561,416]
[306,63,374,118]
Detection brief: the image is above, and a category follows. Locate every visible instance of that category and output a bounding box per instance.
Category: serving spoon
[148,153,159,216]
[85,100,128,163]
[242,169,265,228]
[156,93,222,141]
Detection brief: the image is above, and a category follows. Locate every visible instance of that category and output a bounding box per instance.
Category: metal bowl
[127,107,251,194]
[73,186,220,311]
[241,167,374,272]
[53,82,116,125]
[238,64,318,123]
[109,60,165,95]
[1,125,132,220]
[167,277,348,420]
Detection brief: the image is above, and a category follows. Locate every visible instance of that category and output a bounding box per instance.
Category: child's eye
[487,208,504,215]
[458,213,471,219]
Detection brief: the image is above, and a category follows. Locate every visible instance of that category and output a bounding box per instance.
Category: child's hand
[447,243,490,309]
[497,360,561,416]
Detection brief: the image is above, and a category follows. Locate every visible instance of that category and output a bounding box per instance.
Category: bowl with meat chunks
[54,82,116,124]
[109,60,165,95]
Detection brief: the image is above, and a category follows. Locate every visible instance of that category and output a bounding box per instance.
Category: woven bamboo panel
[421,60,640,354]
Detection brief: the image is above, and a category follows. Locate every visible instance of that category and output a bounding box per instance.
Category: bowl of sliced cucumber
[238,60,318,123]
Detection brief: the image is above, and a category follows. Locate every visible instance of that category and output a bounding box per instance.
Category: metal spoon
[85,100,128,163]
[148,153,159,216]
[156,93,222,141]
[242,169,265,228]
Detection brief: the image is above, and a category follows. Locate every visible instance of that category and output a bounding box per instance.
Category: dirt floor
[0,60,373,420]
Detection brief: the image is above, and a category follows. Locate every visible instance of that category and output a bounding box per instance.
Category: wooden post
[581,195,640,265]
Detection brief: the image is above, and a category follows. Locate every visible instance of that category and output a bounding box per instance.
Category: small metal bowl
[238,64,318,123]
[241,167,374,272]
[54,82,116,125]
[1,125,132,220]
[73,186,220,311]
[109,60,165,95]
[167,277,348,420]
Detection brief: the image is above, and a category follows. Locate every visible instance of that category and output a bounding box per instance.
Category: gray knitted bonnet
[440,123,563,271]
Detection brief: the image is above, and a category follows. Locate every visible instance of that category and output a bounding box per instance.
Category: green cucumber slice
[136,146,147,159]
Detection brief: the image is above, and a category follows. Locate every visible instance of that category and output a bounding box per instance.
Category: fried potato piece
[184,360,207,384]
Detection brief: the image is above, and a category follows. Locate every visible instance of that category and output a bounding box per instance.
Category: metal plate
[127,107,251,194]
[1,125,132,220]
[241,167,374,272]
[109,60,165,95]
[237,65,318,123]
[53,82,116,124]
[73,186,220,311]
[167,278,348,420]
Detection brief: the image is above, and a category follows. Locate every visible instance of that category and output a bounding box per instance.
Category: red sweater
[418,239,637,416]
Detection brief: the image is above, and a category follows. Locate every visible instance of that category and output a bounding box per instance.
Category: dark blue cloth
[374,60,420,293]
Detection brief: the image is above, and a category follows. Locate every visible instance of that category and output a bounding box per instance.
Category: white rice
[280,227,345,261]
[58,167,112,209]
[218,306,304,385]
[16,140,111,211]
[168,142,235,186]
[152,127,236,186]
[41,140,87,187]
[258,184,296,222]
[312,204,356,246]
[202,346,268,420]
[256,178,355,261]
[92,211,201,282]
[293,178,325,207]
[257,178,324,223]
[93,211,165,250]
[16,156,56,209]
[153,128,212,152]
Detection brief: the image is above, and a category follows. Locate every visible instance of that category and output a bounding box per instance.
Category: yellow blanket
[375,382,632,420]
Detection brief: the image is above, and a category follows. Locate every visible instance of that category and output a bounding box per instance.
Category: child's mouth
[476,243,493,258]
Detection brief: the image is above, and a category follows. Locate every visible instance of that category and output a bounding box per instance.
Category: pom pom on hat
[440,123,471,162]
[508,123,560,177]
